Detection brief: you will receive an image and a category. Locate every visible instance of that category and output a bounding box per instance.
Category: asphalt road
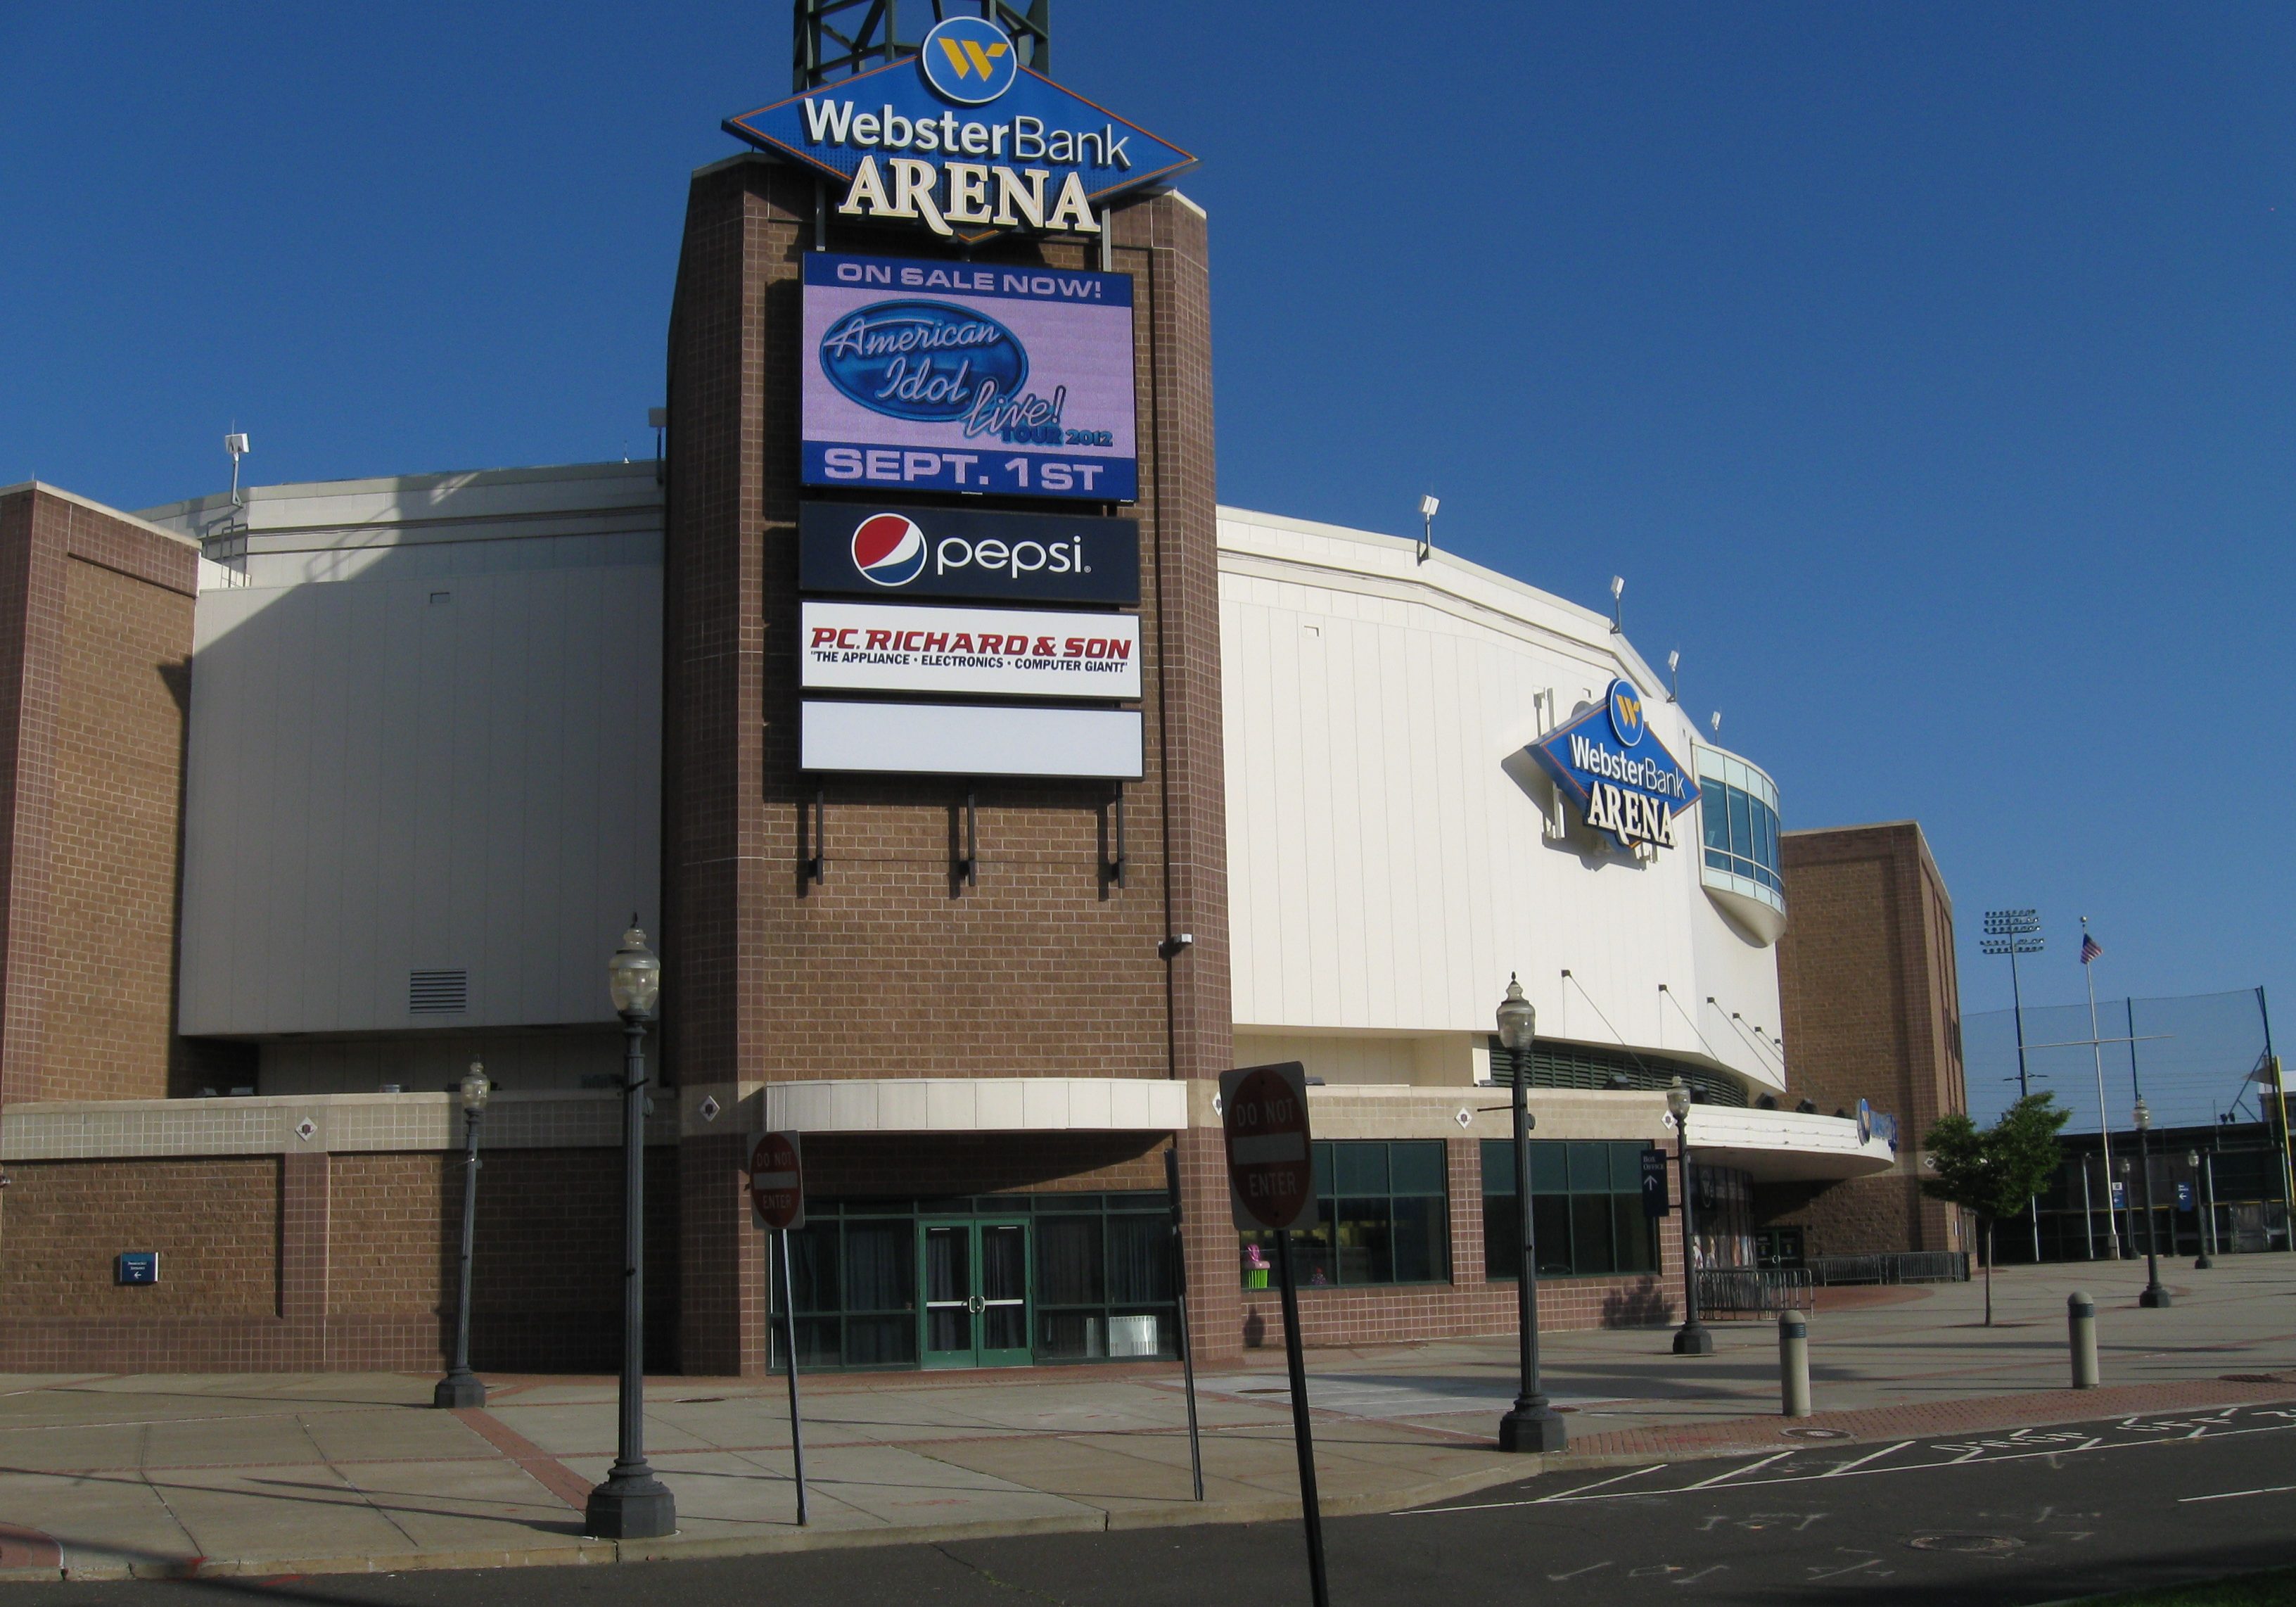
[15,1402,2296,1606]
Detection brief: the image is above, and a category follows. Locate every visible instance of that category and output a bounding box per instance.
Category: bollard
[2067,1291,2100,1390]
[1778,1308,1811,1418]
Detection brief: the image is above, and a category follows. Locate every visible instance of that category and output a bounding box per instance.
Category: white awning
[758,1077,1187,1134]
[1683,1105,1899,1182]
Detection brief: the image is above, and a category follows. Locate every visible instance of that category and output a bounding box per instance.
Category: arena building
[0,6,1950,1376]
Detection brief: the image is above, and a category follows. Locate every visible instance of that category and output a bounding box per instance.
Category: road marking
[1822,1440,1913,1476]
[1396,1416,2296,1515]
[1685,1451,1794,1489]
[1539,1464,1666,1502]
[1546,1561,1612,1580]
[2180,1483,2296,1504]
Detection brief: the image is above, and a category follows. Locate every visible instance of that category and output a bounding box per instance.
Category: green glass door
[919,1219,1032,1368]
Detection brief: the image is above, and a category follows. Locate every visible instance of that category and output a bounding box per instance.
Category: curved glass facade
[1695,746,1785,920]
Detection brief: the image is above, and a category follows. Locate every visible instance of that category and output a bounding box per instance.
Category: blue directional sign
[1527,680,1699,853]
[725,16,1194,245]
[1640,1148,1671,1219]
[116,1252,159,1285]
[2176,1181,2195,1211]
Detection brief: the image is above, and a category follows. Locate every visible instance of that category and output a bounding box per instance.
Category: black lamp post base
[2195,1254,2214,1270]
[585,1469,677,1539]
[1498,1403,1568,1454]
[431,1371,487,1409]
[1672,1323,1715,1356]
[2138,1284,2173,1309]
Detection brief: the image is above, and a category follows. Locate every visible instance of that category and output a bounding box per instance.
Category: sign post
[1163,1147,1205,1501]
[1220,1062,1326,1607]
[750,1131,810,1527]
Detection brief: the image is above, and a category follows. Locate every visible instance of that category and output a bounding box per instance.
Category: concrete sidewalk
[1,1257,2290,1580]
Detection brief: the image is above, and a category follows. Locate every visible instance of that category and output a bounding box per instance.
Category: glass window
[1484,1139,1662,1280]
[1242,1141,1450,1288]
[1704,792,1729,853]
[1728,787,1752,861]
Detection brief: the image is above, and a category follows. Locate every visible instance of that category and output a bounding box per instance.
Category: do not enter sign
[749,1131,806,1231]
[1220,1062,1317,1233]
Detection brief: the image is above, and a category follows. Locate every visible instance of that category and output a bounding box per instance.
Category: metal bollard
[2067,1291,2100,1390]
[1778,1308,1811,1418]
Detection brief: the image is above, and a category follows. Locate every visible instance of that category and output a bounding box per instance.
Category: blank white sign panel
[801,701,1144,779]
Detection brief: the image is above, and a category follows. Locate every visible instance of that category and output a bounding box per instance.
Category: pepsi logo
[850,513,927,587]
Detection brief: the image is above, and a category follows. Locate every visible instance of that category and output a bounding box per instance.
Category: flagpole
[2084,917,2121,1259]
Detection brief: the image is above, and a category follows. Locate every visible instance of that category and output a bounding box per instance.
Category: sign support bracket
[804,788,827,887]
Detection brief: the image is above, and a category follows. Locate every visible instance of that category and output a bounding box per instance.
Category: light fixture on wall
[1666,649,1680,704]
[1608,575,1624,633]
[1417,494,1439,564]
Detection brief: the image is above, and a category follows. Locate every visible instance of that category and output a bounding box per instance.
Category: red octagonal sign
[1220,1062,1316,1233]
[749,1131,806,1231]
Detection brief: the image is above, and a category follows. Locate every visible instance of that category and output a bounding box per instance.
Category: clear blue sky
[6,4,2292,1029]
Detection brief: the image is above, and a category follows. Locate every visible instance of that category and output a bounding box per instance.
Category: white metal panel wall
[179,563,661,1035]
[1218,508,1782,1092]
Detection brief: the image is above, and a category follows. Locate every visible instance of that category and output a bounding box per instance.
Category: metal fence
[1965,986,2271,1133]
[1804,1252,1969,1286]
[1695,1267,1814,1315]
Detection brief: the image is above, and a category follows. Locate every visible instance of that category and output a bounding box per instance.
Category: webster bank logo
[1529,685,1698,855]
[920,15,1018,104]
[1607,678,1646,747]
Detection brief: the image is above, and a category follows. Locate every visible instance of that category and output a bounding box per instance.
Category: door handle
[967,1294,985,1314]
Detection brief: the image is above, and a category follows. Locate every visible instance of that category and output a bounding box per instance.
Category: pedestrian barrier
[1804,1251,1970,1286]
[1695,1266,1814,1316]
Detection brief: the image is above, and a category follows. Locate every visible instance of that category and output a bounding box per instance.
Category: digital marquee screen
[800,252,1137,502]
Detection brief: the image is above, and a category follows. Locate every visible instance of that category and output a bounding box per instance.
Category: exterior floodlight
[1417,495,1439,564]
[1419,494,1440,519]
[608,921,662,1018]
[225,432,251,509]
[1608,575,1625,633]
[1666,649,1681,704]
[1709,711,1721,737]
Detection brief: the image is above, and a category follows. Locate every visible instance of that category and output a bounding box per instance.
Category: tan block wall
[0,1157,279,1316]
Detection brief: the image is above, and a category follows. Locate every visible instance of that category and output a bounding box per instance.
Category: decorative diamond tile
[698,1095,722,1124]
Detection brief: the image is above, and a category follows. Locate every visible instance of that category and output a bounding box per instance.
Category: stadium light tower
[1982,909,2046,1262]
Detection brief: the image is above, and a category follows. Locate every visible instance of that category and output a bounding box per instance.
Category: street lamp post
[584,923,676,1540]
[2134,1099,2171,1309]
[1666,1079,1713,1355]
[433,1062,491,1409]
[1495,976,1565,1453]
[2189,1148,2214,1270]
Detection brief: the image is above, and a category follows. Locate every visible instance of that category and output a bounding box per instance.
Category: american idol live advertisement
[801,252,1137,501]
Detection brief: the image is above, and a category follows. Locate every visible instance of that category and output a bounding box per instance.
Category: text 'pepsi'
[798,502,1139,606]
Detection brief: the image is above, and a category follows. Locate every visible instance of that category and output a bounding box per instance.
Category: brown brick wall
[1770,822,1967,1256]
[0,1157,279,1316]
[0,1145,680,1373]
[0,487,206,1109]
[662,163,1230,1371]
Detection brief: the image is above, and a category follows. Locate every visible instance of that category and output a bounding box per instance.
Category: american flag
[2080,933,2103,965]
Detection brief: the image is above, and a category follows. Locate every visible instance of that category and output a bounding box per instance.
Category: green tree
[1921,1093,2069,1326]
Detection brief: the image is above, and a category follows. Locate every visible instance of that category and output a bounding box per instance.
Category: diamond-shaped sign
[294,1117,317,1143]
[697,1094,722,1124]
[725,44,1192,246]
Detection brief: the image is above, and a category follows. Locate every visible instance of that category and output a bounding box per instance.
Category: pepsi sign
[800,503,1137,605]
[1527,682,1699,854]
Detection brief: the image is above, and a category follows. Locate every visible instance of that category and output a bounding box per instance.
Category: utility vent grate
[409,970,468,1015]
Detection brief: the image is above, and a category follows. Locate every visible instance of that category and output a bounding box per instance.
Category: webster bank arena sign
[1529,680,1700,853]
[725,14,1193,243]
